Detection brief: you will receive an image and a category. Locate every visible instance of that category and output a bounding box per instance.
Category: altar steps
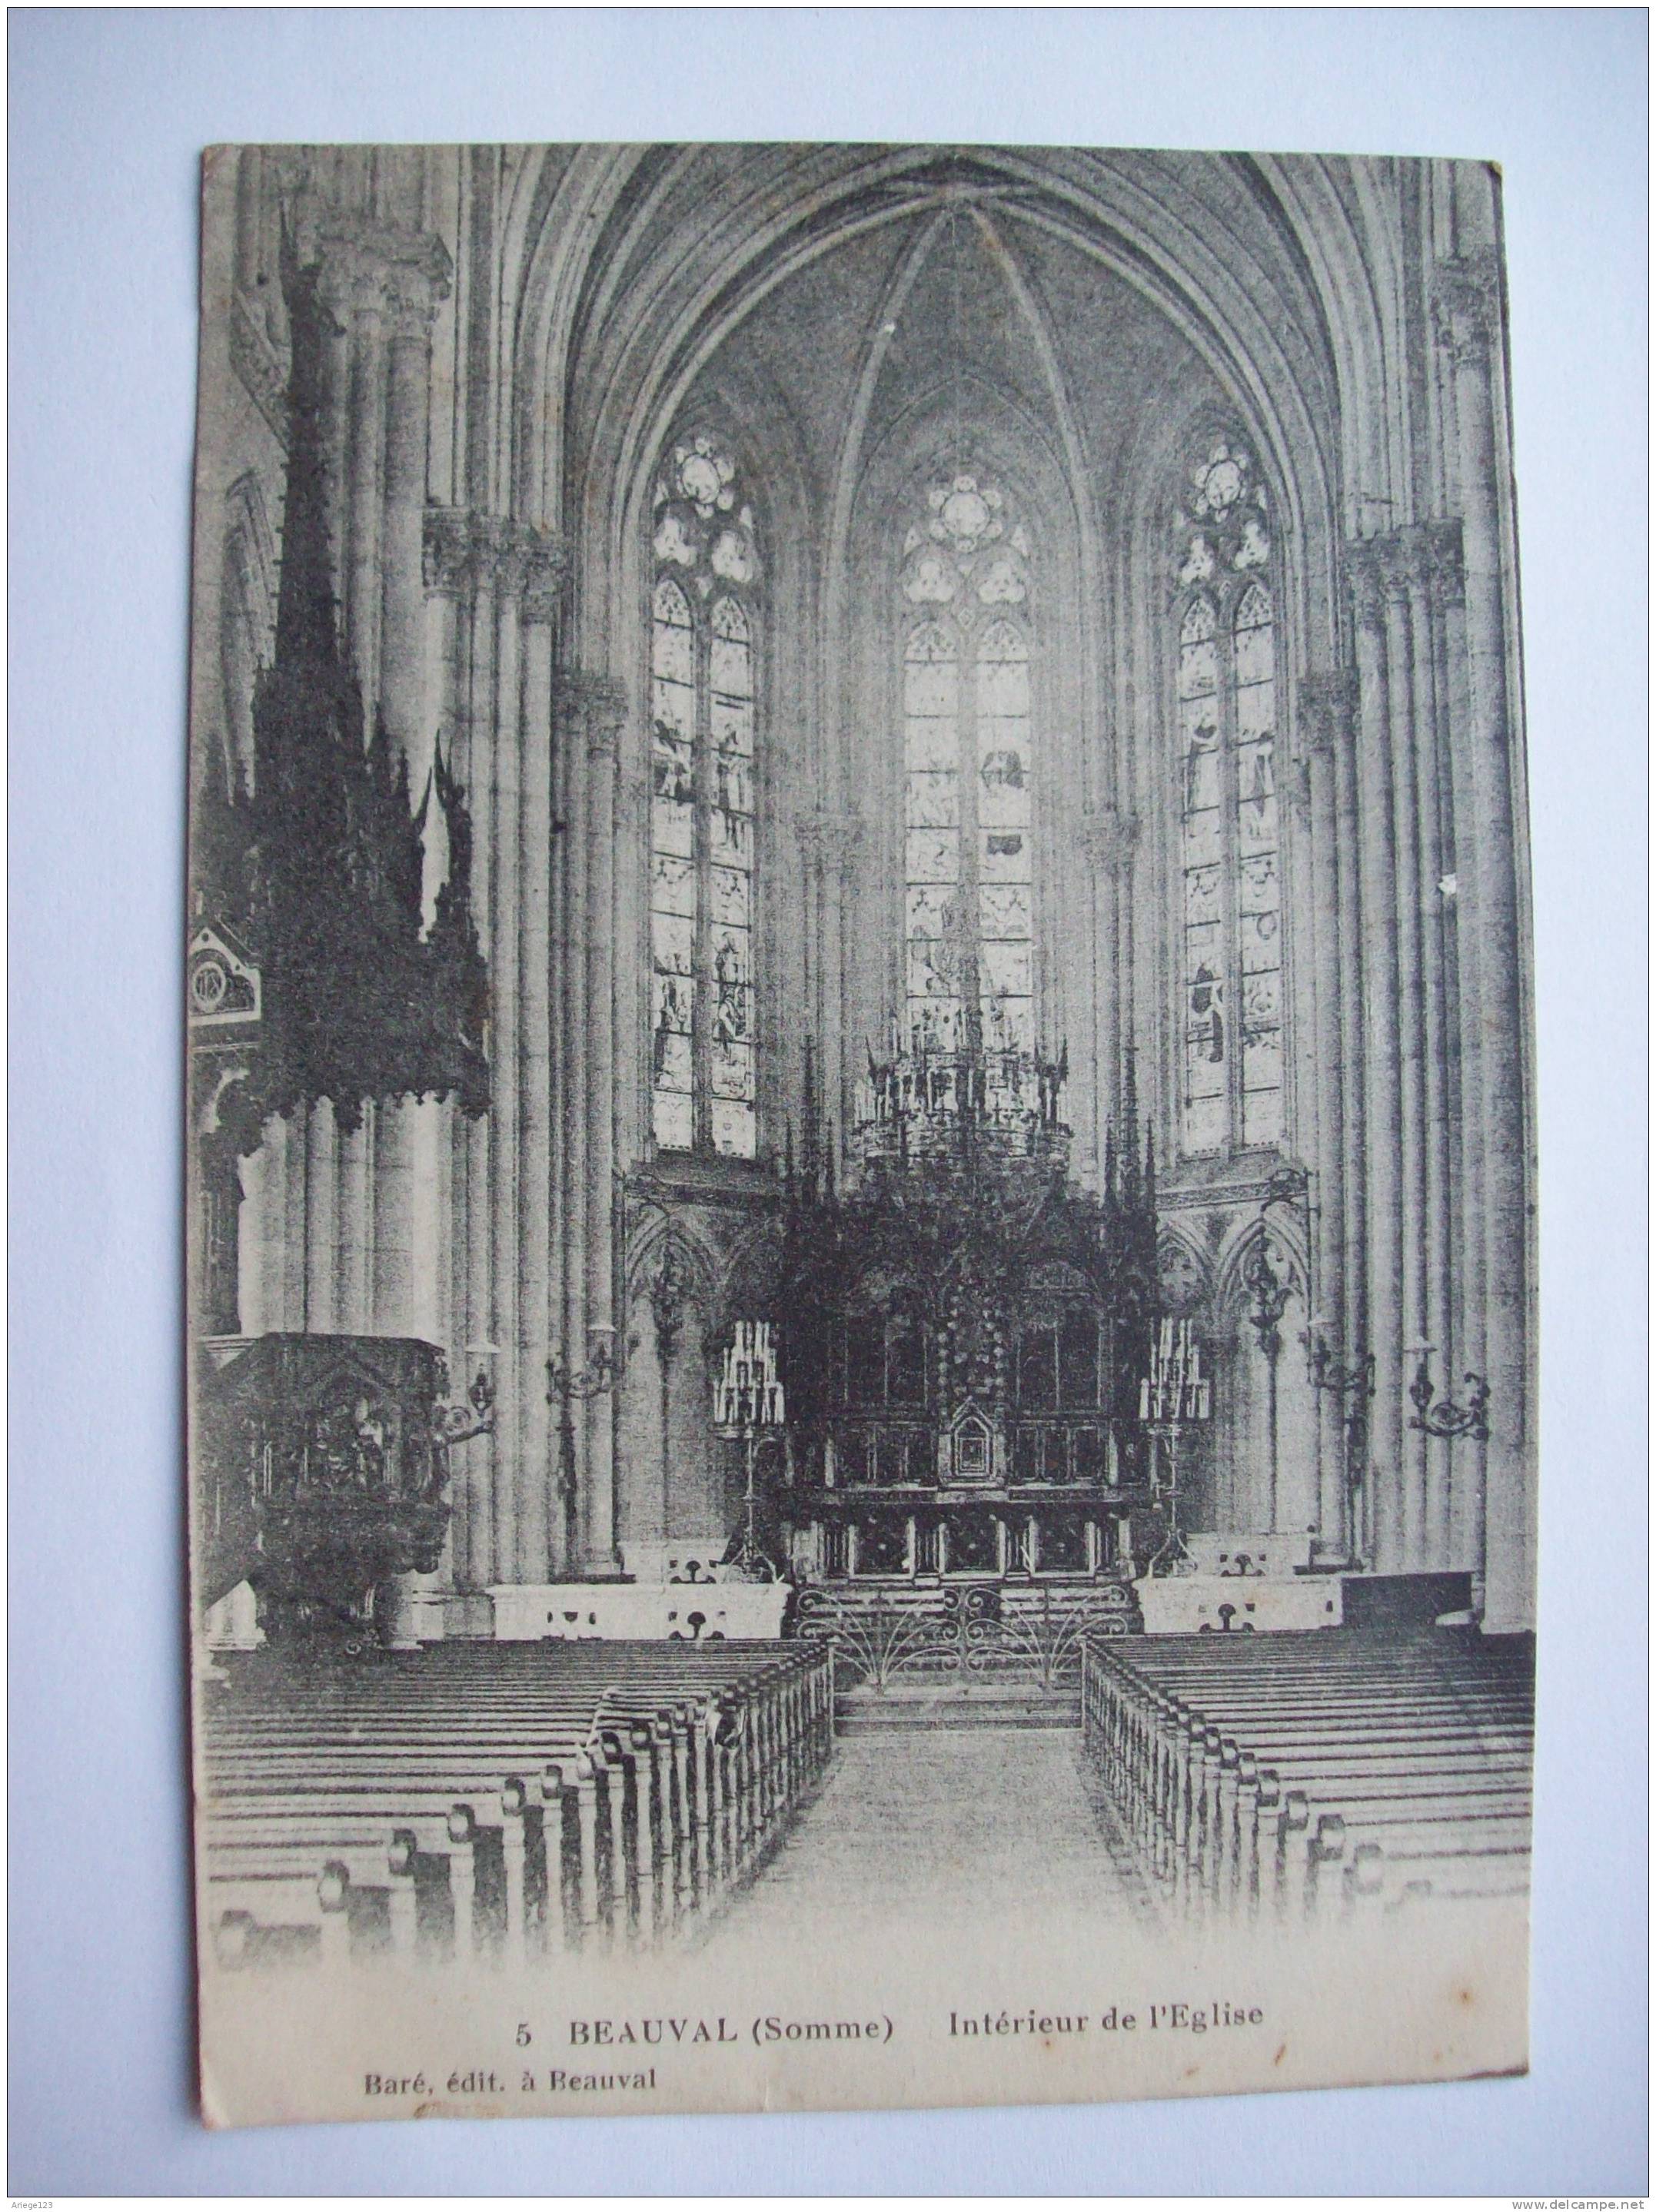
[837,1684,1080,1732]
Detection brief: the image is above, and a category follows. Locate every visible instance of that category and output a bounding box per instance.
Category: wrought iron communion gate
[793,1580,1139,1698]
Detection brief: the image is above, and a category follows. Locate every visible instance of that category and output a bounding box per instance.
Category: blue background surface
[10,7,1648,2194]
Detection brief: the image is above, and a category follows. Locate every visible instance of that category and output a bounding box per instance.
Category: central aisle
[706,1725,1156,1948]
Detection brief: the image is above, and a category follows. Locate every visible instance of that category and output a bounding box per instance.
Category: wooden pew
[198,1639,834,1968]
[1080,1629,1533,1927]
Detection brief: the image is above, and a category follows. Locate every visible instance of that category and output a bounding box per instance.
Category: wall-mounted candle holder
[1405,1343,1491,1442]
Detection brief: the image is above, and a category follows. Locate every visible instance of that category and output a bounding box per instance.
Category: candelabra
[1406,1345,1491,1441]
[1242,1236,1292,1531]
[714,1321,786,1580]
[1304,1319,1375,1563]
[1139,1318,1212,1576]
[547,1334,616,1570]
[432,1363,496,1448]
[1305,1320,1375,1473]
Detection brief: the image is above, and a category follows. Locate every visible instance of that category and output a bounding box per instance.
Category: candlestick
[713,1317,787,1581]
[1138,1316,1212,1576]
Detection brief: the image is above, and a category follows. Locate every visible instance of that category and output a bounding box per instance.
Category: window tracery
[1171,437,1283,1156]
[648,434,760,1158]
[899,472,1036,1056]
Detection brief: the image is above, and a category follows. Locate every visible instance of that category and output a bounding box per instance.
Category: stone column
[554,666,589,1575]
[1434,249,1531,1627]
[1447,295,1523,1585]
[1428,523,1490,1576]
[487,535,527,1587]
[517,549,563,1583]
[1081,808,1139,1172]
[799,809,864,1157]
[584,676,627,1574]
[461,535,498,1586]
[1379,536,1431,1570]
[301,213,448,736]
[804,809,830,1136]
[305,212,454,1646]
[371,247,450,1357]
[340,272,386,699]
[1298,673,1355,1552]
[422,508,483,1596]
[302,1101,339,1334]
[424,510,564,1603]
[378,260,441,773]
[1114,792,1141,1097]
[1400,525,1460,1569]
[1326,672,1368,1420]
[1348,543,1404,1570]
[288,211,453,1347]
[553,670,629,1578]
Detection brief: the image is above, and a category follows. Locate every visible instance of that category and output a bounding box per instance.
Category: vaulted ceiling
[700,193,1219,520]
[558,145,1349,550]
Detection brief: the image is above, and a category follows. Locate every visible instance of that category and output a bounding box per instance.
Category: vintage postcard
[187,141,1536,2127]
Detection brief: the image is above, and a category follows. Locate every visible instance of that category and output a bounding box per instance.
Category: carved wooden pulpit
[195,1333,463,1641]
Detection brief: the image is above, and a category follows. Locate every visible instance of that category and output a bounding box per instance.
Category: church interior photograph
[185,139,1539,1992]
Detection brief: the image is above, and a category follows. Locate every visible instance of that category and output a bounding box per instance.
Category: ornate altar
[195,1333,489,1641]
[766,1036,1163,1588]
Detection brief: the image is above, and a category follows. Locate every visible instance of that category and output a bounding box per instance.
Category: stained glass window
[1179,596,1225,1154]
[648,436,761,1158]
[976,619,1034,1053]
[1171,438,1282,1156]
[899,473,1036,1055]
[903,622,961,1049]
[650,576,697,1151]
[1232,582,1282,1144]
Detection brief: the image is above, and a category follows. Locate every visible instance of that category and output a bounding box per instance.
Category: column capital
[422,505,476,594]
[1385,521,1439,597]
[520,543,564,623]
[1297,669,1358,757]
[423,507,567,600]
[1080,805,1140,875]
[1432,247,1503,367]
[556,668,629,754]
[1287,754,1313,826]
[1349,523,1447,622]
[1427,518,1465,610]
[796,808,864,878]
[1345,534,1390,625]
[302,208,452,331]
[616,773,651,836]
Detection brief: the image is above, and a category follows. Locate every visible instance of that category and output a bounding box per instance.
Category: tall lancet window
[1172,436,1282,1156]
[649,433,760,1158]
[900,471,1036,1054]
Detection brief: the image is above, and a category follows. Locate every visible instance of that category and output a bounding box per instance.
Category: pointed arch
[652,572,693,626]
[1207,1215,1319,1539]
[1234,579,1273,631]
[624,1210,721,1308]
[1156,1224,1214,1314]
[1213,1214,1308,1314]
[711,593,750,644]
